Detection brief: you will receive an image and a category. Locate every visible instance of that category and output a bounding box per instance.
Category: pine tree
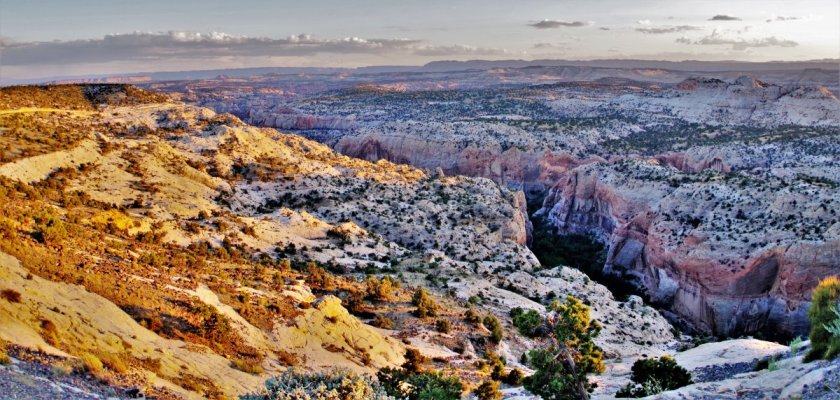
[524,295,604,400]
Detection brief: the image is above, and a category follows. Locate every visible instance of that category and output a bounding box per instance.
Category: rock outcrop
[248,108,355,130]
[536,160,840,337]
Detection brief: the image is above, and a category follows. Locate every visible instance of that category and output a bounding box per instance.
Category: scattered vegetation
[615,356,692,398]
[378,348,464,400]
[242,368,394,400]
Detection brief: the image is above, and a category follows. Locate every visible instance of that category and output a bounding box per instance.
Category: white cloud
[636,20,652,25]
[0,31,508,66]
[636,25,702,34]
[529,19,593,29]
[677,30,798,50]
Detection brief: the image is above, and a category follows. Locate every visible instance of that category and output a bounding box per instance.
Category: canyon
[152,66,840,340]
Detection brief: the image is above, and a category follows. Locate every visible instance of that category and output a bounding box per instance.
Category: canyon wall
[535,162,840,337]
[334,131,603,198]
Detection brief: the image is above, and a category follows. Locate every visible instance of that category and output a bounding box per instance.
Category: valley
[0,61,838,400]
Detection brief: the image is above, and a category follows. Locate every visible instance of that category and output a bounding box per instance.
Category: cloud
[636,20,652,25]
[412,44,511,57]
[764,15,818,23]
[677,31,798,50]
[766,16,800,22]
[528,19,593,29]
[0,31,508,66]
[599,27,611,31]
[636,25,702,34]
[709,14,741,21]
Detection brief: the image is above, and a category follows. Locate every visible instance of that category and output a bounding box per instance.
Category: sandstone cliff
[535,160,840,337]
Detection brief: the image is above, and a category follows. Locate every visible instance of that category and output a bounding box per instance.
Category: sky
[1,0,838,82]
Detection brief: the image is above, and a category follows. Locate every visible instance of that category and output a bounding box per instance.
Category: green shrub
[474,379,502,400]
[483,315,503,343]
[464,307,481,324]
[806,276,840,361]
[789,336,804,354]
[615,356,692,397]
[510,307,542,337]
[242,368,394,400]
[377,349,463,400]
[504,368,524,386]
[435,319,451,333]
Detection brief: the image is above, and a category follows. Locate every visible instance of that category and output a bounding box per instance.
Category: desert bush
[436,319,451,333]
[482,350,505,379]
[807,276,840,361]
[306,262,336,291]
[366,275,399,302]
[474,379,502,400]
[0,289,22,303]
[242,368,394,400]
[483,315,503,343]
[504,368,524,386]
[412,288,438,318]
[373,314,396,329]
[402,348,427,374]
[510,307,542,337]
[464,307,481,324]
[615,356,692,398]
[40,319,60,346]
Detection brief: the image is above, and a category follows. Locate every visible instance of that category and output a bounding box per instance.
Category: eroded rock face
[333,126,604,198]
[536,160,840,337]
[248,109,356,130]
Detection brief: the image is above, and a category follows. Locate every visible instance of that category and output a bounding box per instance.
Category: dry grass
[230,358,265,375]
[98,352,129,374]
[80,352,104,374]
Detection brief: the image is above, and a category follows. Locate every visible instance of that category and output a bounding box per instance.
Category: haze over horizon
[1,0,838,83]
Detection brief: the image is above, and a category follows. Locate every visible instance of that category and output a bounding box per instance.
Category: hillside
[0,84,677,399]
